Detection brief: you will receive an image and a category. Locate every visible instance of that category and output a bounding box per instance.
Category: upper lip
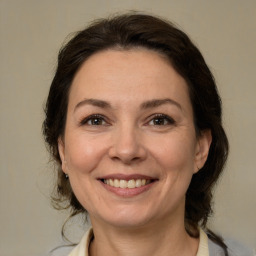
[98,173,158,181]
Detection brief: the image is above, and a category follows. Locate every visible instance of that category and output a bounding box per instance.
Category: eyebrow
[140,98,182,110]
[74,98,111,112]
[74,98,182,112]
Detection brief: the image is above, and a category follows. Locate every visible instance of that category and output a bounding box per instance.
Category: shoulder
[225,239,255,256]
[48,228,93,256]
[209,238,254,256]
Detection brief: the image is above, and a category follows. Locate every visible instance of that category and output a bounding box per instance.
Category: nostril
[108,137,148,164]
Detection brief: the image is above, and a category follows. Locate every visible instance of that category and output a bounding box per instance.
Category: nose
[108,125,147,164]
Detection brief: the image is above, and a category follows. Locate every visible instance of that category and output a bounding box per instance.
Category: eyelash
[147,114,175,126]
[79,114,175,126]
[79,114,108,126]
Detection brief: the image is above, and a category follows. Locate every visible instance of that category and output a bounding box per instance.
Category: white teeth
[114,179,119,188]
[103,178,150,188]
[120,180,127,188]
[135,179,141,187]
[127,179,136,188]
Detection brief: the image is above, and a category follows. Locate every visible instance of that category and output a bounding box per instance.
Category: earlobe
[194,130,212,173]
[58,137,68,174]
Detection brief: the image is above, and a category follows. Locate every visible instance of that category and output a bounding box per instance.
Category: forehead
[69,48,191,112]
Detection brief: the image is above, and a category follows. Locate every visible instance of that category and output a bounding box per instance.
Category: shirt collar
[68,227,209,256]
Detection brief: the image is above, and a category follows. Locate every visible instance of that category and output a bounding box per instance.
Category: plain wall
[0,0,255,255]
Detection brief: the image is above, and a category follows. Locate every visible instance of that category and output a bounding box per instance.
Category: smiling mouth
[98,175,158,197]
[101,178,152,189]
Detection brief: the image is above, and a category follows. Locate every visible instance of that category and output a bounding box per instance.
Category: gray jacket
[208,238,254,256]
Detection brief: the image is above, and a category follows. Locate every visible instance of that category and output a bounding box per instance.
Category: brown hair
[43,13,229,254]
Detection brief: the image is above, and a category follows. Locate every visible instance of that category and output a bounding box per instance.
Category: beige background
[0,0,255,255]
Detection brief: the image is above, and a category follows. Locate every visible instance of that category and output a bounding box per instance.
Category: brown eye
[88,117,105,125]
[148,114,175,126]
[80,114,107,126]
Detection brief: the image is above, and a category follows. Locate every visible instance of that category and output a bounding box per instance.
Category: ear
[194,129,212,174]
[58,137,68,174]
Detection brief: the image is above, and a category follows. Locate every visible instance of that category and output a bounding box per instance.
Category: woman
[43,13,250,256]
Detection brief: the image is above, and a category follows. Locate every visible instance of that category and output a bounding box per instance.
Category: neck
[89,217,199,256]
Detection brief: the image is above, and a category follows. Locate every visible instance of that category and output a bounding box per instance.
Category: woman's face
[58,49,211,228]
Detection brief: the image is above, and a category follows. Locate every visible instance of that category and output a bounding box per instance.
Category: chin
[93,205,154,229]
[106,216,152,229]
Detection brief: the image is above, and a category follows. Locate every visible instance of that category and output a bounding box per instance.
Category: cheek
[151,133,196,173]
[64,133,107,175]
[63,134,110,211]
[143,133,197,217]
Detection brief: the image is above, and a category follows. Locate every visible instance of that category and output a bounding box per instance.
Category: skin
[58,48,212,256]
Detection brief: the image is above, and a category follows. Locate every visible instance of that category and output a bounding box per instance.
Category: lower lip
[100,181,155,197]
